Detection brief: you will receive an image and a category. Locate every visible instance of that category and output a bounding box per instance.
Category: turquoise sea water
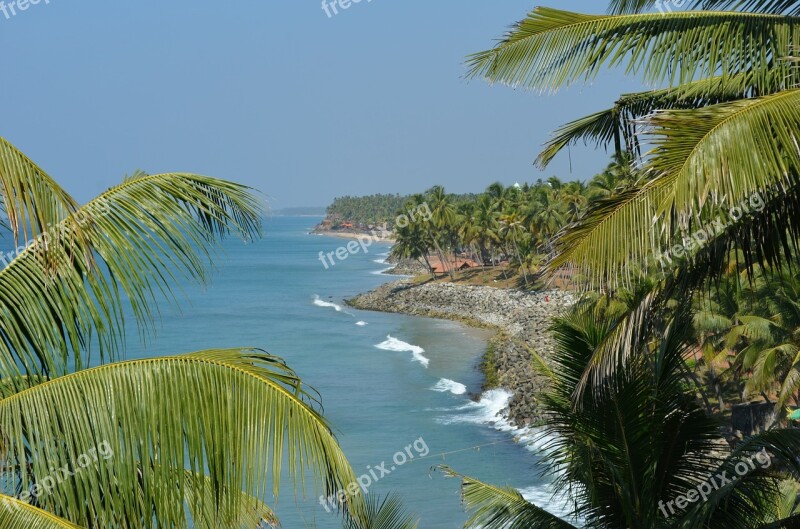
[122,216,562,528]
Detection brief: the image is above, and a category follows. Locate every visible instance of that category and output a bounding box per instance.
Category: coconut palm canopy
[0,138,368,528]
[467,0,800,289]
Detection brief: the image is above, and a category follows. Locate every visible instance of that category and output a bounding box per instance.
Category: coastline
[310,229,396,243]
[347,276,574,428]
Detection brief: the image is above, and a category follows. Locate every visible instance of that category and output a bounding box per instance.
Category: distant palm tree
[426,186,458,279]
[499,212,531,286]
[468,1,800,288]
[472,195,501,266]
[445,299,800,529]
[0,138,365,528]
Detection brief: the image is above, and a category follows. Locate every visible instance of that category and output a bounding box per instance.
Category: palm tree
[498,212,531,286]
[0,138,366,528]
[472,194,501,266]
[426,186,458,279]
[444,299,800,529]
[468,2,800,288]
[392,216,436,279]
[587,153,640,202]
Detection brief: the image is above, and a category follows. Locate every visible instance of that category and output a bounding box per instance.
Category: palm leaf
[0,138,81,247]
[0,172,261,383]
[0,349,363,529]
[439,466,577,529]
[0,494,83,528]
[536,70,787,168]
[467,7,799,93]
[547,89,800,287]
[342,494,419,529]
[609,0,800,15]
[184,470,279,528]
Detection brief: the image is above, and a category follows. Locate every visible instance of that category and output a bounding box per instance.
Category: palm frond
[0,172,262,383]
[696,0,800,15]
[608,0,800,15]
[0,138,81,247]
[439,467,577,529]
[467,7,798,93]
[184,470,279,529]
[0,494,83,529]
[342,494,419,529]
[547,89,800,287]
[537,70,787,168]
[0,349,362,529]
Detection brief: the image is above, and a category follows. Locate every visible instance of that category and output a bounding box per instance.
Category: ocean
[122,216,566,528]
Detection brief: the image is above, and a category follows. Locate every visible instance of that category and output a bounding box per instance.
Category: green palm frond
[547,89,800,287]
[536,70,787,168]
[467,7,799,93]
[439,467,576,529]
[608,0,800,15]
[0,138,81,246]
[342,494,419,529]
[184,470,279,529]
[645,89,800,218]
[0,349,363,529]
[0,494,83,528]
[696,0,800,15]
[0,172,261,383]
[544,185,665,288]
[680,429,800,528]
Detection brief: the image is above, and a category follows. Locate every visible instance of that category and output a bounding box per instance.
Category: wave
[312,295,345,312]
[375,335,430,368]
[518,486,573,520]
[436,389,513,426]
[355,321,368,326]
[312,295,353,316]
[431,378,467,395]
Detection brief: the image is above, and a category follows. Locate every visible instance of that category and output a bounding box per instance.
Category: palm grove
[7,1,800,529]
[436,1,800,528]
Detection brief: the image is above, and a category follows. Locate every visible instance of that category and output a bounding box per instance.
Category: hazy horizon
[2,1,646,209]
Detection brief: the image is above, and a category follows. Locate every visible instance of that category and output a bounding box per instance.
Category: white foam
[375,335,430,368]
[517,486,573,520]
[312,295,353,316]
[355,321,368,326]
[436,389,513,426]
[371,267,395,275]
[431,378,467,395]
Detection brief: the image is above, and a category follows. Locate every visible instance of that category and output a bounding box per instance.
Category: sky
[1,1,647,210]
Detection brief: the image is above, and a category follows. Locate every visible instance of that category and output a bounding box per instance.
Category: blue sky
[1,1,647,209]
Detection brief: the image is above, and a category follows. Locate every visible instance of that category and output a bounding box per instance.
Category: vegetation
[441,0,800,526]
[445,296,800,528]
[327,194,409,227]
[0,139,369,528]
[389,157,635,284]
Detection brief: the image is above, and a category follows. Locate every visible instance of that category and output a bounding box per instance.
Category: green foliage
[0,139,368,528]
[327,194,408,226]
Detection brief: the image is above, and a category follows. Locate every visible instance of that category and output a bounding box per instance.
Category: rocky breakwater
[347,279,574,427]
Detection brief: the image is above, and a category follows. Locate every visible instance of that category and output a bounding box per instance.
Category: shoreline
[347,276,574,428]
[310,229,395,243]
